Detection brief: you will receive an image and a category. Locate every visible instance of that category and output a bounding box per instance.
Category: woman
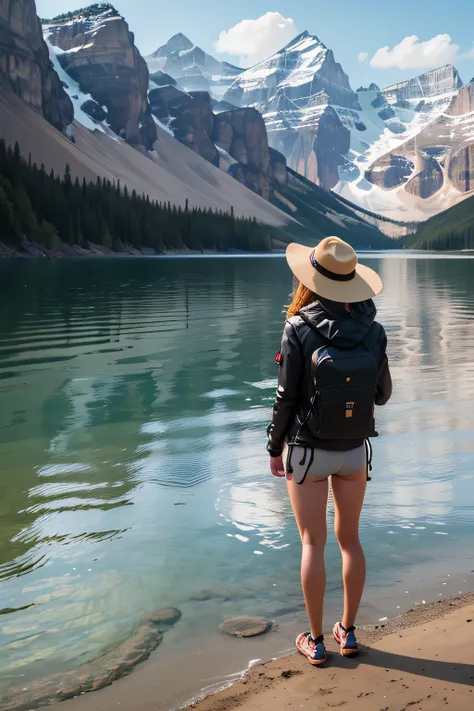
[267,237,392,666]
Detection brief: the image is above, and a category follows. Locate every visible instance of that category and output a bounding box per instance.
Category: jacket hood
[299,298,377,347]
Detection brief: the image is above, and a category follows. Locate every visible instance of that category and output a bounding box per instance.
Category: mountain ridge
[149,27,474,220]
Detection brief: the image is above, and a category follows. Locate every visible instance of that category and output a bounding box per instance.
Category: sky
[36,0,474,89]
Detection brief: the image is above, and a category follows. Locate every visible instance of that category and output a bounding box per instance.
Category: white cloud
[215,12,297,67]
[358,51,369,63]
[370,34,460,70]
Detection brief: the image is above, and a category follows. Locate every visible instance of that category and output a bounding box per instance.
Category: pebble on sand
[219,616,273,638]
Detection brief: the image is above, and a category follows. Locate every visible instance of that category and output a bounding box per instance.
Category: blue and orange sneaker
[333,622,358,657]
[296,632,327,666]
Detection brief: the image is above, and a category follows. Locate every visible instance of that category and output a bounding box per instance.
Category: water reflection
[0,256,474,691]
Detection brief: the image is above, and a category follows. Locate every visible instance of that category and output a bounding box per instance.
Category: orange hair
[286,281,317,319]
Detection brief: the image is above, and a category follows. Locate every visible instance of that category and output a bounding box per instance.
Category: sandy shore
[185,593,474,711]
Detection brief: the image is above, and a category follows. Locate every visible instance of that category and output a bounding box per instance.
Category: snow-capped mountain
[221,33,473,218]
[224,31,359,111]
[146,34,242,98]
[334,70,474,218]
[146,26,474,220]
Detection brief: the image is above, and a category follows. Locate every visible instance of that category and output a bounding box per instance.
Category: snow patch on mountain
[45,39,111,135]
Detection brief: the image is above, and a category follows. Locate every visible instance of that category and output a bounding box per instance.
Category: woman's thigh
[287,475,329,546]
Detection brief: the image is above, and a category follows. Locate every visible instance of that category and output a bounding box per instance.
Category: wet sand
[185,593,474,711]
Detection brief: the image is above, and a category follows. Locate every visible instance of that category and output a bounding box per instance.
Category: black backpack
[298,311,379,441]
[307,341,379,440]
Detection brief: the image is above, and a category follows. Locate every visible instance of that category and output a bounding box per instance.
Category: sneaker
[296,632,327,666]
[333,622,358,657]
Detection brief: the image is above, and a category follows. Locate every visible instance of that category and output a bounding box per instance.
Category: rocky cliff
[405,153,444,199]
[44,4,155,149]
[0,0,73,131]
[213,108,278,201]
[149,84,287,200]
[448,145,474,193]
[268,105,350,190]
[382,65,463,104]
[150,86,219,164]
[446,82,474,116]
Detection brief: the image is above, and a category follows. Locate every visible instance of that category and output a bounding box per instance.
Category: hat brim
[286,243,383,303]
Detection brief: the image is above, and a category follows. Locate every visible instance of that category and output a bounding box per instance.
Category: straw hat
[286,237,383,303]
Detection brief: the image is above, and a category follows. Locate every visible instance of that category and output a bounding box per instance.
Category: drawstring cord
[304,448,314,481]
[365,439,373,482]
[285,444,314,485]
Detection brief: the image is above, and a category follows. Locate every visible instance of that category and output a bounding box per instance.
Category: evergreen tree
[0,138,277,255]
[0,185,21,246]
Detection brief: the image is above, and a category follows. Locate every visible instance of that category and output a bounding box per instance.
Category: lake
[0,254,474,710]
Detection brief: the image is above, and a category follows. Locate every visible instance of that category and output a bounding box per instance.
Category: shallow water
[0,255,474,703]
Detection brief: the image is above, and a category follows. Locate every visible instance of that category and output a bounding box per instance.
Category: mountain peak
[280,30,324,53]
[151,33,193,58]
[291,30,310,42]
[168,32,193,47]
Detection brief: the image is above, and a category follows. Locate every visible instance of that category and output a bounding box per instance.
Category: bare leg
[331,469,367,629]
[287,476,329,639]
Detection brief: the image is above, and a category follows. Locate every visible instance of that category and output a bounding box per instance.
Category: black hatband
[310,250,356,282]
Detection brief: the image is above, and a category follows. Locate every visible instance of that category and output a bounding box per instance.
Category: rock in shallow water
[219,616,272,638]
[146,607,182,627]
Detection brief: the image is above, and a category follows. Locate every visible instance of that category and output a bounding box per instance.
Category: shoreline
[0,239,221,259]
[183,592,474,711]
[2,242,474,260]
[2,590,472,711]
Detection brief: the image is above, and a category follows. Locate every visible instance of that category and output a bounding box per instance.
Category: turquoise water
[0,255,474,702]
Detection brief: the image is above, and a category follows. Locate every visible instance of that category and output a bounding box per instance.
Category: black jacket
[267,298,392,456]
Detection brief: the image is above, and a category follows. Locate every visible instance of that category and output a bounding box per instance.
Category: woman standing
[267,237,392,666]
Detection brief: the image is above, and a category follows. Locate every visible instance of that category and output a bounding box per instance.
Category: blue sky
[37,0,474,89]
